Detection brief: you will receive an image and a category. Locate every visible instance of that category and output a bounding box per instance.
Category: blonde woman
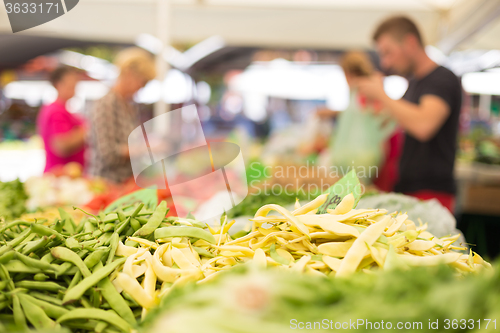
[87,48,156,183]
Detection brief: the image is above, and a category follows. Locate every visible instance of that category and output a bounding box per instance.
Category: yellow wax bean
[126,237,158,249]
[252,248,267,269]
[383,214,408,237]
[294,198,301,210]
[292,255,311,272]
[124,248,148,278]
[297,215,360,237]
[406,240,435,252]
[366,242,385,267]
[450,260,474,272]
[291,193,328,216]
[255,204,310,237]
[317,240,354,258]
[330,193,355,215]
[152,244,182,283]
[115,273,156,309]
[115,241,138,257]
[336,215,392,277]
[398,252,461,266]
[225,231,261,245]
[170,246,197,270]
[222,220,236,234]
[216,245,255,256]
[143,260,157,300]
[131,263,147,279]
[276,248,294,263]
[180,246,201,268]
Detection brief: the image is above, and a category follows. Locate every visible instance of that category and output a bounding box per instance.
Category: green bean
[0,264,15,290]
[0,314,15,326]
[64,320,100,331]
[0,251,16,264]
[62,257,126,304]
[136,216,148,225]
[80,297,93,308]
[78,249,89,258]
[84,249,108,269]
[93,229,104,238]
[103,223,115,232]
[83,221,96,238]
[14,233,37,251]
[58,207,76,234]
[96,321,109,333]
[21,236,51,255]
[73,231,92,239]
[121,292,140,307]
[28,252,40,259]
[13,294,27,330]
[124,227,135,237]
[30,224,65,241]
[94,261,136,326]
[115,218,130,235]
[51,247,91,277]
[0,228,31,256]
[20,294,68,319]
[117,209,126,223]
[79,239,99,248]
[155,226,216,244]
[103,213,120,224]
[57,308,132,332]
[130,203,145,219]
[134,201,167,237]
[54,220,64,233]
[16,281,66,292]
[68,271,82,290]
[18,293,58,329]
[56,262,74,276]
[130,218,141,232]
[98,232,113,246]
[16,252,58,272]
[91,288,102,308]
[65,237,79,249]
[31,292,63,306]
[193,246,215,258]
[73,206,100,222]
[3,260,42,274]
[0,220,31,234]
[75,218,86,233]
[106,233,119,265]
[0,280,7,291]
[0,301,8,312]
[34,273,49,281]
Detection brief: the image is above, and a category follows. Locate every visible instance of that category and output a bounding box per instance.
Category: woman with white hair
[87,47,156,183]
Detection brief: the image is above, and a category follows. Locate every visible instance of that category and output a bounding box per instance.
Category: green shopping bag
[331,92,396,182]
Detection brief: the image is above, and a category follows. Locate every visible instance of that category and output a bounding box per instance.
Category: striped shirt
[87,91,138,184]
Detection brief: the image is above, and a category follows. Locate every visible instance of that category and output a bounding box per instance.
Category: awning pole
[154,0,170,133]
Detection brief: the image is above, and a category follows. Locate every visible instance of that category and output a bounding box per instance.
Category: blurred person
[87,48,156,183]
[37,66,86,173]
[317,52,401,190]
[357,16,462,211]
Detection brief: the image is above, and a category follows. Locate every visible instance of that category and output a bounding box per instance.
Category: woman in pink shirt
[37,66,86,173]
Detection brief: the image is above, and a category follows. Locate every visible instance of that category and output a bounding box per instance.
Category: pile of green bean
[0,201,170,333]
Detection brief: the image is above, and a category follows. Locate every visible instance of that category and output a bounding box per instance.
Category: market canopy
[0,0,499,55]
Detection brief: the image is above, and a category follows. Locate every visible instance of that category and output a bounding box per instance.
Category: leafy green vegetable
[228,189,321,218]
[142,263,500,333]
[0,180,28,221]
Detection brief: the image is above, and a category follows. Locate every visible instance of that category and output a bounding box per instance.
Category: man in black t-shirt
[357,16,462,212]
